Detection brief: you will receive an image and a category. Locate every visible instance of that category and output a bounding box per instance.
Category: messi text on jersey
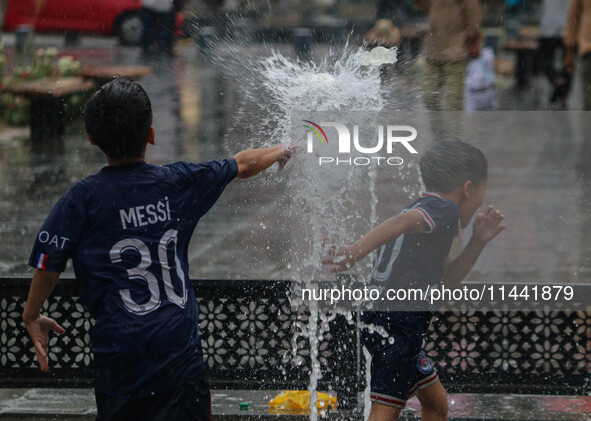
[119,197,171,229]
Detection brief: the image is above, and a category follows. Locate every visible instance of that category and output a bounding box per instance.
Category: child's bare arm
[234,145,291,178]
[22,269,66,372]
[323,210,428,273]
[443,206,505,287]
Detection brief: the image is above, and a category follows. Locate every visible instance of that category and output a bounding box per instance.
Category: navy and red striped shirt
[366,192,459,335]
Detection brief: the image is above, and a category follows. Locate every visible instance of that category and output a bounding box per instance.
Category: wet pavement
[2,32,591,420]
[0,34,288,279]
[2,388,591,420]
[0,32,590,285]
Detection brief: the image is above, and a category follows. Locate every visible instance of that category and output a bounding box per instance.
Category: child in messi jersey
[323,140,505,421]
[22,77,291,421]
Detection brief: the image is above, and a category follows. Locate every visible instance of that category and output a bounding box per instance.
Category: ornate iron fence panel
[428,309,591,394]
[1,278,591,406]
[0,278,361,408]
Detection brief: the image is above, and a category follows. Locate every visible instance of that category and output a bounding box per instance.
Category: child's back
[23,77,291,420]
[39,159,236,396]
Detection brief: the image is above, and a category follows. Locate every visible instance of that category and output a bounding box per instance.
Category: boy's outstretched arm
[443,206,506,287]
[323,210,428,272]
[234,144,291,179]
[22,269,66,372]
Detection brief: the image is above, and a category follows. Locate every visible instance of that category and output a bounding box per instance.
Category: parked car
[3,0,181,46]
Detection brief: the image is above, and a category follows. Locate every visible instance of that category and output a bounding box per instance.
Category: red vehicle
[4,0,148,45]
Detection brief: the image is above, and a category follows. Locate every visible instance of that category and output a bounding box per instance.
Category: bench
[78,65,152,86]
[2,77,95,143]
[2,278,591,418]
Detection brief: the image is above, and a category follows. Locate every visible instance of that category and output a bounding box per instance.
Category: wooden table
[505,38,539,88]
[3,76,96,142]
[78,65,152,86]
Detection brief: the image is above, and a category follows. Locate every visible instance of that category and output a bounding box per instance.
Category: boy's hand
[235,144,296,178]
[472,205,506,245]
[278,143,294,169]
[322,245,357,273]
[24,314,66,372]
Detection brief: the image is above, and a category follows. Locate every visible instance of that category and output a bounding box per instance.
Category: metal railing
[2,278,591,410]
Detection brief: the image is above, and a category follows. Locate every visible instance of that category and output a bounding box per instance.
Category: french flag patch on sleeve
[35,253,48,270]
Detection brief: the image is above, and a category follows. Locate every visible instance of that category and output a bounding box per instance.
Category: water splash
[254,46,395,419]
[202,27,399,416]
[257,48,389,148]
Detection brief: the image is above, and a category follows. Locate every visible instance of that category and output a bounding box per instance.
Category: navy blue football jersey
[365,193,459,336]
[29,159,238,398]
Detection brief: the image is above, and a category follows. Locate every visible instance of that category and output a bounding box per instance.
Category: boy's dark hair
[419,140,488,193]
[84,77,153,159]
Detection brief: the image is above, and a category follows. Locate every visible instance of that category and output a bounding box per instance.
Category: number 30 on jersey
[110,229,187,315]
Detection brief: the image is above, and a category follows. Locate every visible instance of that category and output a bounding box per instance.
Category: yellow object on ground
[269,390,337,410]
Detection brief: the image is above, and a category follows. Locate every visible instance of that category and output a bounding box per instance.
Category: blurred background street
[0,0,589,284]
[3,2,591,419]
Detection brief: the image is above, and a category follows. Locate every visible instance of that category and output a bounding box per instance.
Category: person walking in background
[565,0,591,111]
[166,0,186,55]
[421,0,481,111]
[564,0,591,168]
[376,0,396,20]
[142,0,174,57]
[539,0,571,108]
[364,19,401,50]
[0,0,9,42]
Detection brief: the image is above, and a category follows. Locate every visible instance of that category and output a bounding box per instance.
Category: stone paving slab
[407,394,591,421]
[2,389,591,420]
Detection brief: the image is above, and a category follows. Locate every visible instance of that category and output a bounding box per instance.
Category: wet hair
[419,140,488,194]
[84,77,152,159]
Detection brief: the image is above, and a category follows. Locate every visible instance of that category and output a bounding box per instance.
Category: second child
[324,140,505,421]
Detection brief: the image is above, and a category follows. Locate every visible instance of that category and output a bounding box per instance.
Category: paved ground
[2,389,591,420]
[1,31,590,284]
[2,32,591,420]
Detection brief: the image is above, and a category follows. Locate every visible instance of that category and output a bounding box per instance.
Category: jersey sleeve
[28,196,84,272]
[414,199,459,234]
[182,158,238,217]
